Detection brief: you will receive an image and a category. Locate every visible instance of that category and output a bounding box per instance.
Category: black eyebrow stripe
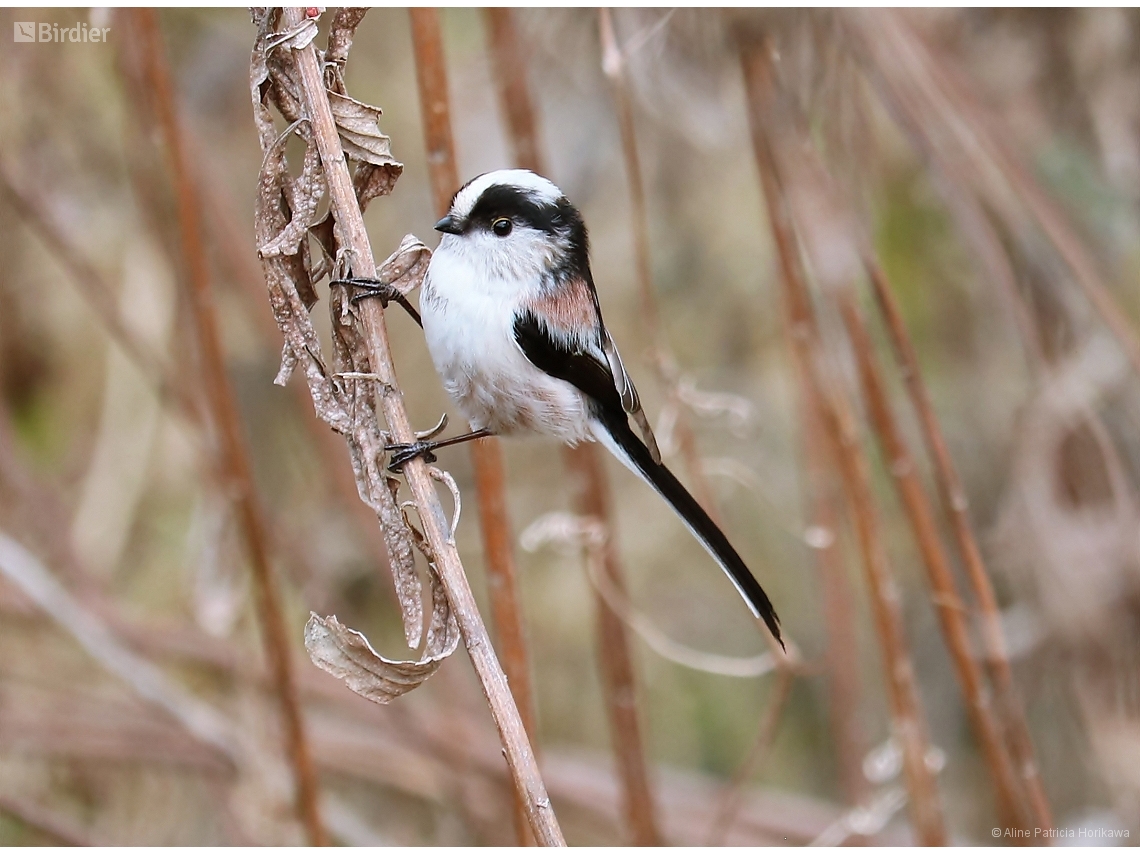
[467,185,568,235]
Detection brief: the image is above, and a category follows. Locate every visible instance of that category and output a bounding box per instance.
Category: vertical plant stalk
[598,8,722,524]
[838,290,1030,832]
[407,10,539,846]
[787,311,869,810]
[129,10,327,845]
[280,8,564,845]
[846,15,1061,826]
[735,18,1032,830]
[570,443,663,846]
[737,35,948,845]
[483,9,663,844]
[864,259,1054,830]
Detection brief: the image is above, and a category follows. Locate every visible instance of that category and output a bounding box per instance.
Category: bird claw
[386,441,438,472]
[331,276,400,306]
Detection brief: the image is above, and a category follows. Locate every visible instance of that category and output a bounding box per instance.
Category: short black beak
[434,215,462,235]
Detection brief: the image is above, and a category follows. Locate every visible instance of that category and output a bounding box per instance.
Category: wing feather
[524,276,661,463]
[602,333,661,464]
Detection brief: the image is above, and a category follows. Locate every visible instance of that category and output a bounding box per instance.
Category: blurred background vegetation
[0,6,1139,845]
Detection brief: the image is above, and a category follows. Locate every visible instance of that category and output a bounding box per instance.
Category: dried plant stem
[738,36,947,845]
[482,8,544,178]
[864,259,1053,829]
[130,9,326,845]
[838,289,1030,832]
[282,8,563,845]
[483,9,662,843]
[789,317,868,808]
[472,439,537,847]
[191,142,400,598]
[598,8,721,524]
[567,445,663,845]
[407,10,540,845]
[844,14,1055,827]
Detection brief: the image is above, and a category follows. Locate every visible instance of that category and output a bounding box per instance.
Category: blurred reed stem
[737,33,948,845]
[838,287,1031,833]
[407,9,539,845]
[127,9,327,845]
[784,279,869,810]
[732,20,1035,828]
[282,8,563,844]
[598,8,722,527]
[847,11,1058,827]
[483,8,663,844]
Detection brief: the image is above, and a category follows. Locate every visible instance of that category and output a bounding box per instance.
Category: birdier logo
[13,21,111,43]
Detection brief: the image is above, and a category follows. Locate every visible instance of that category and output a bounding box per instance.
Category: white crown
[449,169,563,220]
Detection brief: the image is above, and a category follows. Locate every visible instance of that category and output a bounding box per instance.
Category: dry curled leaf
[428,466,462,545]
[326,8,369,89]
[382,475,424,648]
[305,608,459,704]
[376,234,431,297]
[258,130,323,258]
[253,107,346,430]
[353,162,402,212]
[253,3,456,704]
[327,91,399,167]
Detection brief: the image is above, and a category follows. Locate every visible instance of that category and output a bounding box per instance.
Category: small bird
[350,169,781,645]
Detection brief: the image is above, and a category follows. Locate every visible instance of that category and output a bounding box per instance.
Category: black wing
[513,310,623,418]
[511,309,783,645]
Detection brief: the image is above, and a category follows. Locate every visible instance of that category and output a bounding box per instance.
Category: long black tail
[591,412,783,648]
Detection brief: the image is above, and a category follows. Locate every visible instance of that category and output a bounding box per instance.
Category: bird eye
[492,218,512,237]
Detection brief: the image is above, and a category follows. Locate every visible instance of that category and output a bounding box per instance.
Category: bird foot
[331,276,401,306]
[386,441,438,472]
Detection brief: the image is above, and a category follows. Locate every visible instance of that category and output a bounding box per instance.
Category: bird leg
[331,276,423,328]
[386,428,494,471]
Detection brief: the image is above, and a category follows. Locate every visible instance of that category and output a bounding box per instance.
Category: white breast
[420,240,593,445]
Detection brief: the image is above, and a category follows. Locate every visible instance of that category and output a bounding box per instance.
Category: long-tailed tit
[345,169,781,645]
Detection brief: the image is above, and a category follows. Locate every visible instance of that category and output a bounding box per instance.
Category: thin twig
[737,32,947,845]
[567,444,663,845]
[408,10,539,845]
[129,10,327,845]
[279,7,564,845]
[483,9,663,843]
